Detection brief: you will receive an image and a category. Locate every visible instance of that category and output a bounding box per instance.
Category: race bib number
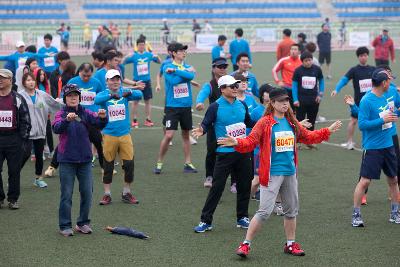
[108,104,126,122]
[0,110,13,128]
[81,91,96,106]
[275,131,295,152]
[219,50,225,58]
[226,123,246,139]
[44,57,55,67]
[18,57,27,67]
[137,64,149,76]
[301,76,316,89]
[359,79,372,93]
[173,83,189,98]
[379,108,393,130]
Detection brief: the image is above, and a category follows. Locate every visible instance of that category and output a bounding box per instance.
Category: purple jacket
[53,105,107,163]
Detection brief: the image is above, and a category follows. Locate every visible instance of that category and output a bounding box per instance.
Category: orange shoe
[361,195,367,205]
[144,119,154,127]
[131,119,139,128]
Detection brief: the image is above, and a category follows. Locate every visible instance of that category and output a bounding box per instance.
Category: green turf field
[1,51,400,266]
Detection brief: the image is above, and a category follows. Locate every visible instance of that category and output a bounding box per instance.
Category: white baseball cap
[217,75,240,88]
[105,69,121,79]
[16,41,25,48]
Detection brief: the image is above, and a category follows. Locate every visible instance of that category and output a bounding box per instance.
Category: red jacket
[372,35,395,61]
[272,56,302,88]
[235,114,331,186]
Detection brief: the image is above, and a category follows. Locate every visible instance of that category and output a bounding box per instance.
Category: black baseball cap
[62,84,81,103]
[212,57,228,67]
[372,68,392,84]
[269,87,290,101]
[169,42,188,52]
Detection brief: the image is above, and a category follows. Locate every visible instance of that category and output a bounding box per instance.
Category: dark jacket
[49,68,62,98]
[317,31,331,53]
[13,90,31,139]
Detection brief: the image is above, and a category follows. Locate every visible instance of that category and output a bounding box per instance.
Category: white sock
[287,240,295,246]
[123,187,131,195]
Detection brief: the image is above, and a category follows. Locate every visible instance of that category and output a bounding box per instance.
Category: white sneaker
[203,176,213,188]
[316,115,326,122]
[169,141,173,146]
[190,136,197,145]
[340,142,355,150]
[44,166,56,177]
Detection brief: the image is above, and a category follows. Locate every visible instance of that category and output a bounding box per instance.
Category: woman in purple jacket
[53,84,107,237]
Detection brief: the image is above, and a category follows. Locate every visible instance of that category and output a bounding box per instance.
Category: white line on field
[321,141,363,152]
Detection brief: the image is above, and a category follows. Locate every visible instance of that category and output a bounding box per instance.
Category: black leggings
[296,102,319,131]
[21,139,46,176]
[46,119,54,153]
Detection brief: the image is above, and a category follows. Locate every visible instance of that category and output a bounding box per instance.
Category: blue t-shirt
[68,76,103,112]
[211,45,226,62]
[124,51,158,81]
[94,87,143,137]
[270,117,296,176]
[196,82,212,104]
[38,46,58,73]
[30,92,37,104]
[201,97,254,153]
[38,83,46,92]
[159,56,172,76]
[358,91,396,149]
[93,68,107,91]
[163,62,195,107]
[229,38,251,65]
[230,70,259,97]
[250,104,265,122]
[241,95,258,135]
[0,52,46,70]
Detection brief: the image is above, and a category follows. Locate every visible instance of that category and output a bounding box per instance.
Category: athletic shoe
[203,176,213,188]
[154,162,163,174]
[194,222,213,233]
[99,194,112,205]
[44,166,56,177]
[75,224,93,234]
[169,141,173,146]
[34,179,48,188]
[389,212,400,224]
[230,183,237,194]
[144,119,154,127]
[91,156,96,167]
[316,115,326,123]
[327,75,333,80]
[31,155,36,161]
[237,217,250,229]
[8,201,19,210]
[274,202,284,216]
[190,136,197,145]
[236,243,250,258]
[352,212,364,227]
[361,195,367,205]
[183,163,198,173]
[341,142,355,150]
[131,119,139,128]
[59,228,74,237]
[284,242,305,256]
[122,192,139,204]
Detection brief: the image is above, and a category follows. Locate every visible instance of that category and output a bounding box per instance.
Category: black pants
[286,89,295,111]
[375,59,389,67]
[200,152,252,224]
[205,128,217,178]
[296,102,319,131]
[21,139,46,176]
[46,119,54,153]
[50,146,59,169]
[88,124,104,169]
[0,134,22,202]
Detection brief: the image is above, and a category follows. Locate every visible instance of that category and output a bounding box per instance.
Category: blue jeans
[59,162,93,230]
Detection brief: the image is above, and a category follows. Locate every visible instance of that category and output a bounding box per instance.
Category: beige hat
[0,69,13,79]
[15,41,25,48]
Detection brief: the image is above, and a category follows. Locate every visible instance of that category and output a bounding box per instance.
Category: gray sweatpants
[254,175,299,222]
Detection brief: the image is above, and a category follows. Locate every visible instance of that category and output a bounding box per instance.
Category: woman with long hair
[218,87,342,258]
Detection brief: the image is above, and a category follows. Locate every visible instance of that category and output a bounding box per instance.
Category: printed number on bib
[44,57,55,67]
[137,64,149,76]
[173,83,189,98]
[81,91,96,106]
[359,79,372,93]
[301,76,316,89]
[108,104,126,122]
[226,123,246,138]
[219,50,225,58]
[379,109,393,130]
[275,131,295,152]
[0,111,13,127]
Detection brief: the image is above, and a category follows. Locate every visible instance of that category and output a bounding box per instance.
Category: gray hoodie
[18,89,63,139]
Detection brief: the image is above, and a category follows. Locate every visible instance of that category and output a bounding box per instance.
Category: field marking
[321,141,363,152]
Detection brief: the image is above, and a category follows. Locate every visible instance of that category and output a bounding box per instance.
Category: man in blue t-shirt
[124,38,161,127]
[211,35,231,62]
[230,53,258,97]
[351,68,400,227]
[38,34,59,78]
[229,28,251,71]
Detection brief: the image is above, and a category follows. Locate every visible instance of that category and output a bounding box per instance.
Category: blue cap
[372,68,392,84]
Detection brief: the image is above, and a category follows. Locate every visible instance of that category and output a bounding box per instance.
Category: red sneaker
[144,119,154,127]
[236,243,250,258]
[284,242,305,256]
[131,120,139,128]
[122,192,139,204]
[361,195,367,205]
[99,194,112,205]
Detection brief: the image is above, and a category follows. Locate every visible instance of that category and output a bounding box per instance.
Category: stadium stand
[333,1,400,18]
[0,0,69,20]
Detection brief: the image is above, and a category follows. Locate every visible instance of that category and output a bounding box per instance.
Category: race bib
[173,83,189,98]
[219,50,225,58]
[81,91,96,106]
[137,63,149,76]
[44,57,55,67]
[108,104,126,122]
[301,76,316,89]
[226,122,246,139]
[0,110,13,128]
[18,57,27,67]
[379,109,393,130]
[275,131,295,152]
[359,79,372,93]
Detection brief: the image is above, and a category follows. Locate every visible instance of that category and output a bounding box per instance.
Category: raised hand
[328,120,342,133]
[217,135,238,147]
[191,123,204,139]
[344,95,355,106]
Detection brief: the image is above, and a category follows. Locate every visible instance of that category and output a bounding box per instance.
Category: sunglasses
[215,64,228,69]
[222,84,239,89]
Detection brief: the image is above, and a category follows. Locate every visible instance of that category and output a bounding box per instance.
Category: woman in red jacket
[218,87,342,258]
